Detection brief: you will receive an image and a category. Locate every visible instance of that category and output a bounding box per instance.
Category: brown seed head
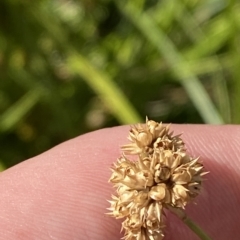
[121,118,185,155]
[108,119,208,239]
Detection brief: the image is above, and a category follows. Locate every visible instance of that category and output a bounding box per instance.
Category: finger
[0,125,239,240]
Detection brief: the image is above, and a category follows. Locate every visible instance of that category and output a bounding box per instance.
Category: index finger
[0,125,239,240]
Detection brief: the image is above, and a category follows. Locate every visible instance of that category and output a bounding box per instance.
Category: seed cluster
[108,119,207,240]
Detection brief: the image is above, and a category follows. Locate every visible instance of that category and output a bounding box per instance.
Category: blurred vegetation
[0,0,240,169]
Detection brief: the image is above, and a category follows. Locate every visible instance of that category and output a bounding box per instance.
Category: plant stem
[167,205,213,240]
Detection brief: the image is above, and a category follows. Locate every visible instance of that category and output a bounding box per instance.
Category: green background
[0,0,240,169]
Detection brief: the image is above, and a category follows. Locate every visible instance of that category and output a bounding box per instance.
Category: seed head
[108,119,207,240]
[121,118,185,155]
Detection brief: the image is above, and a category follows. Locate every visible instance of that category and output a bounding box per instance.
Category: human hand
[0,125,239,240]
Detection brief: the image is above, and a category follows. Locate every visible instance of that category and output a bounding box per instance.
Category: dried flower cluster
[108,119,207,240]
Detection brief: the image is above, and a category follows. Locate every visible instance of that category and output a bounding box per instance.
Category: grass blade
[68,52,142,124]
[0,87,43,133]
[117,1,224,124]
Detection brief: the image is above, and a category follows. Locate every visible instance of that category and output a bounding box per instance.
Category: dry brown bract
[108,118,207,240]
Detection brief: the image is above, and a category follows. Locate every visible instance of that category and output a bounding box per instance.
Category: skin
[0,125,240,240]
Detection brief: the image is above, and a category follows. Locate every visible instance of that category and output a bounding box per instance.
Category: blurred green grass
[0,0,240,169]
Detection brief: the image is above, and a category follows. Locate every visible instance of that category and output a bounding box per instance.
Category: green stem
[184,217,212,240]
[167,205,212,240]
